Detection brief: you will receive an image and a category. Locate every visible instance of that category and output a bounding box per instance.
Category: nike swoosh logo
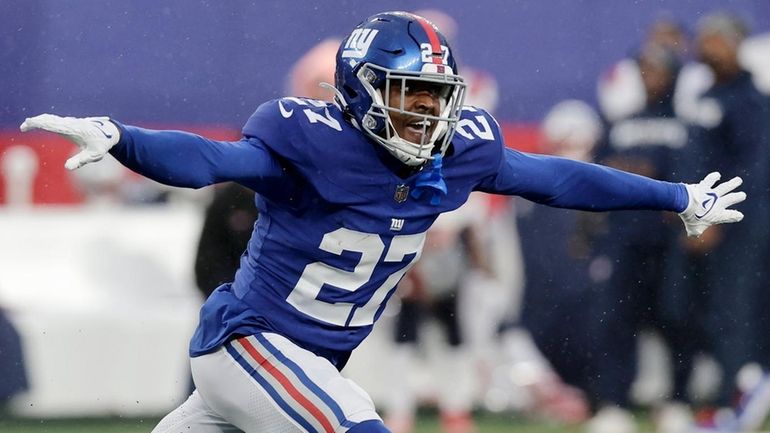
[91,120,113,139]
[278,100,293,118]
[695,192,718,219]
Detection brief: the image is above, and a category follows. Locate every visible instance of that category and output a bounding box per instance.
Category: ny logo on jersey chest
[394,184,410,203]
[390,218,405,232]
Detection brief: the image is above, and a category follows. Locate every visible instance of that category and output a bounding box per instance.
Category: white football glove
[20,114,120,170]
[679,172,746,237]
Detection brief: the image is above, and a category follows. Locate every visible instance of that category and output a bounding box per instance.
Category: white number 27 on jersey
[287,228,425,327]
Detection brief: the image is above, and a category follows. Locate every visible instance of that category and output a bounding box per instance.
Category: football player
[20,11,745,433]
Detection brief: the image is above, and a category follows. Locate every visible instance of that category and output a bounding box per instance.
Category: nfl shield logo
[394,184,410,203]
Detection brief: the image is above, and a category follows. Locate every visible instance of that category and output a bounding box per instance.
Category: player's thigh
[151,390,243,433]
[192,333,381,433]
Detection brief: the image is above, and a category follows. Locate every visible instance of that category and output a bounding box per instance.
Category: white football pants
[151,333,381,433]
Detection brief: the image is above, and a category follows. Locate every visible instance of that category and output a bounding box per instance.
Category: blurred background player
[0,303,28,413]
[194,183,259,298]
[598,13,770,126]
[591,42,696,433]
[597,16,703,124]
[665,12,770,430]
[286,37,342,102]
[0,151,36,413]
[384,199,490,433]
[513,100,605,429]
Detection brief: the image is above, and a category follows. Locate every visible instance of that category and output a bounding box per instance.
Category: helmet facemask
[357,63,466,166]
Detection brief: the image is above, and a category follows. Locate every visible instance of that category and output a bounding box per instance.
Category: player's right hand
[20,114,120,170]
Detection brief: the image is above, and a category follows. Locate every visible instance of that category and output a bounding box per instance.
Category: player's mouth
[404,119,432,143]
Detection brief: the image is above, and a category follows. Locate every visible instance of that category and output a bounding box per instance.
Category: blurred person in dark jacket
[593,43,698,433]
[0,306,28,412]
[194,183,258,298]
[665,12,770,428]
[515,100,611,430]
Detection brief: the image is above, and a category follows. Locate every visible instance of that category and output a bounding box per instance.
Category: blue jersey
[109,98,688,368]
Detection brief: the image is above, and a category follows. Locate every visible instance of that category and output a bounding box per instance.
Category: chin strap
[410,154,447,205]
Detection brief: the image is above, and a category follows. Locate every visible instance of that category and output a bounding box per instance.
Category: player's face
[638,57,673,103]
[387,81,444,144]
[697,33,737,75]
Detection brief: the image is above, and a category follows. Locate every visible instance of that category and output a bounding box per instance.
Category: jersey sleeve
[109,123,284,191]
[477,147,689,212]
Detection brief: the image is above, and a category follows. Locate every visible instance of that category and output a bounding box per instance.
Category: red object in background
[0,124,539,205]
[488,121,542,212]
[500,121,541,153]
[0,130,84,204]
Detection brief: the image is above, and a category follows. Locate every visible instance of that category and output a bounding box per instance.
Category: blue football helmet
[334,11,467,166]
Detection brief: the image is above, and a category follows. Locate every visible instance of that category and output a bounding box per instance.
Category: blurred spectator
[286,38,340,100]
[597,17,690,123]
[0,306,28,411]
[687,9,770,412]
[194,183,258,298]
[0,145,38,208]
[599,15,770,127]
[514,100,603,427]
[739,31,770,94]
[597,16,709,128]
[384,200,489,433]
[593,43,697,433]
[593,16,770,429]
[667,12,770,427]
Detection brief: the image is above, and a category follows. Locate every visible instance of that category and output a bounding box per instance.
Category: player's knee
[347,419,391,433]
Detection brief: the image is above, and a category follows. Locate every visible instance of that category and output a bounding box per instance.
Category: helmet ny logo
[342,29,379,58]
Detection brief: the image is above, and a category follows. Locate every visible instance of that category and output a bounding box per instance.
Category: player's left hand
[678,172,745,237]
[20,114,120,170]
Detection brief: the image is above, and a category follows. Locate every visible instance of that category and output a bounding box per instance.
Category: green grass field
[0,412,656,433]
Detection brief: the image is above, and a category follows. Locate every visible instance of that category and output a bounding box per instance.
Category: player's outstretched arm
[481,148,745,237]
[20,114,283,190]
[678,172,745,237]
